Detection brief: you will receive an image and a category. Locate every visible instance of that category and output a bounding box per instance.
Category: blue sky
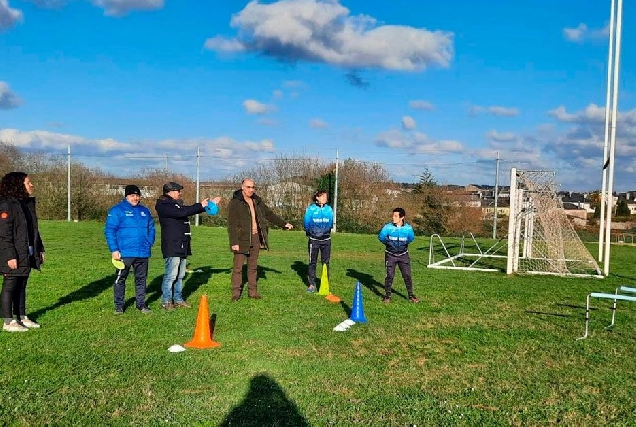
[1,0,636,191]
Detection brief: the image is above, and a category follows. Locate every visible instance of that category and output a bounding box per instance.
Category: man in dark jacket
[227,178,293,301]
[155,181,221,310]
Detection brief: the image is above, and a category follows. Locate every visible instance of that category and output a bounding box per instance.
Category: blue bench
[578,286,636,340]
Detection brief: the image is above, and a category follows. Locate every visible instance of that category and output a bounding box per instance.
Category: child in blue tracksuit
[378,208,419,303]
[303,190,334,292]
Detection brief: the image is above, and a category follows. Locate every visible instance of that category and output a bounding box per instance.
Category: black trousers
[307,239,331,286]
[1,275,29,320]
[113,257,149,310]
[384,252,414,297]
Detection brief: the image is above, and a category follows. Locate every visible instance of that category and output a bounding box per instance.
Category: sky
[1,0,636,192]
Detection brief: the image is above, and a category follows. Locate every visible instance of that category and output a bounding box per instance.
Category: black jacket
[227,189,287,254]
[155,195,205,258]
[0,196,44,276]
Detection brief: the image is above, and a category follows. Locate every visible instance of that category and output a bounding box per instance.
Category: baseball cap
[163,181,184,193]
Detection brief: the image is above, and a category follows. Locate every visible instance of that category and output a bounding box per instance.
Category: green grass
[2,221,636,425]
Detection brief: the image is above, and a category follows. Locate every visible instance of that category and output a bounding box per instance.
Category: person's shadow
[145,266,232,305]
[346,268,407,300]
[291,261,309,287]
[220,374,310,427]
[29,275,113,320]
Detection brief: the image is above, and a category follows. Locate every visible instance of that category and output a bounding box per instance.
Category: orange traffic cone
[184,294,221,349]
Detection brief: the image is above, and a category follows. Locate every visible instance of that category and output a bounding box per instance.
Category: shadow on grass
[340,300,351,318]
[183,267,231,301]
[346,268,407,300]
[29,275,113,320]
[525,310,573,318]
[220,374,309,427]
[144,267,231,305]
[291,261,309,287]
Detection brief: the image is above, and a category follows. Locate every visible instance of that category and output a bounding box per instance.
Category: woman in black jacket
[0,172,45,332]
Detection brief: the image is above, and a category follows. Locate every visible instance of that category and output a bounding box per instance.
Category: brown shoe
[231,295,241,301]
[382,296,391,304]
[248,293,262,300]
[174,301,191,308]
[161,302,175,311]
[409,295,420,304]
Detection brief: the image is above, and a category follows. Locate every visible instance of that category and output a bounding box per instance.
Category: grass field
[1,220,636,425]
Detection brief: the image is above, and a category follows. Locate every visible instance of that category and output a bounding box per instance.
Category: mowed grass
[2,221,636,425]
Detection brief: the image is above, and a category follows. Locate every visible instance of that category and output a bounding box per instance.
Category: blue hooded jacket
[378,222,414,255]
[104,198,155,258]
[303,203,334,240]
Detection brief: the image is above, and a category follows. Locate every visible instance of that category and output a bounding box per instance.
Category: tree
[616,199,631,217]
[411,168,448,235]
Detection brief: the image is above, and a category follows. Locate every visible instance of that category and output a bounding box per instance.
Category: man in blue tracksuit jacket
[104,184,155,314]
[378,207,419,303]
[303,190,334,293]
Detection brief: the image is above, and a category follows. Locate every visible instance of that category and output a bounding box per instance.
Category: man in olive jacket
[227,178,293,301]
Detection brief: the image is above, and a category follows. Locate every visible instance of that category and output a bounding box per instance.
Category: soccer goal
[506,168,602,278]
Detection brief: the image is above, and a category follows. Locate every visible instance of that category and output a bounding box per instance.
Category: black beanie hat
[125,184,141,196]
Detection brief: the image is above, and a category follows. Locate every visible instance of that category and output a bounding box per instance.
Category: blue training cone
[349,281,367,323]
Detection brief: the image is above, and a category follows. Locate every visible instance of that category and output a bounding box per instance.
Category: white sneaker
[21,317,41,329]
[3,320,29,332]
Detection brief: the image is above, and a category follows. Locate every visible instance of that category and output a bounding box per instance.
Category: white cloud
[204,36,246,53]
[0,128,132,151]
[548,104,619,124]
[409,100,434,111]
[375,129,464,154]
[243,99,277,114]
[0,82,21,109]
[563,22,609,43]
[91,0,164,17]
[485,130,518,143]
[309,118,328,129]
[257,117,277,126]
[205,0,454,72]
[401,116,416,130]
[469,105,519,117]
[0,0,22,31]
[488,106,519,117]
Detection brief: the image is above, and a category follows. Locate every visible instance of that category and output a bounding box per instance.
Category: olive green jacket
[227,189,287,254]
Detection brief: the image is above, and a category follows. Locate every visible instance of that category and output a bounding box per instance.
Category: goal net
[506,168,602,277]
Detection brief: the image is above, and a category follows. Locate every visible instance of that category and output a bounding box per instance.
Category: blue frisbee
[205,202,219,216]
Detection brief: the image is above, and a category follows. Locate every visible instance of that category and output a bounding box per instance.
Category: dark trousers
[231,232,261,297]
[113,257,149,310]
[384,252,414,298]
[1,275,28,320]
[307,239,331,286]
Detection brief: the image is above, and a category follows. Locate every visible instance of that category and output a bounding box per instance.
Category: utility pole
[493,151,500,239]
[67,143,71,221]
[332,149,339,233]
[195,146,201,226]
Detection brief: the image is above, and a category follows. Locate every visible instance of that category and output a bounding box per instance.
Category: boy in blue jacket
[378,207,419,303]
[303,190,334,293]
[105,185,155,314]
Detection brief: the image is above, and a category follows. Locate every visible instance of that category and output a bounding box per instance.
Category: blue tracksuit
[378,222,416,298]
[304,203,334,288]
[304,203,334,240]
[378,222,414,255]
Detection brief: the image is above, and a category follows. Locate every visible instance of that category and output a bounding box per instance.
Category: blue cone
[205,202,219,216]
[349,281,367,323]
